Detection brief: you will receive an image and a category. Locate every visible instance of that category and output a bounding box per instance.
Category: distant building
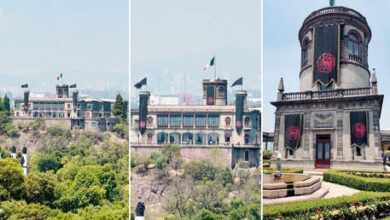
[131,78,261,168]
[13,84,117,132]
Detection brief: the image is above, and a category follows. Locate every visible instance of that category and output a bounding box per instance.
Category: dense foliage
[0,124,129,219]
[132,147,261,220]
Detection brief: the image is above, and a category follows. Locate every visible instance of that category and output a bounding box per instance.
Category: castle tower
[202,79,228,106]
[271,5,383,170]
[299,6,371,91]
[56,84,69,98]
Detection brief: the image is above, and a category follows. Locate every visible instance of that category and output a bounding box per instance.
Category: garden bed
[323,170,390,192]
[263,191,390,219]
[263,167,303,175]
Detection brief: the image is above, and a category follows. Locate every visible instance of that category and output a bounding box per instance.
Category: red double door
[315,135,331,169]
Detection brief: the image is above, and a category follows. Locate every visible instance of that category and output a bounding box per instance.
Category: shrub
[162,144,180,162]
[156,155,168,170]
[263,150,272,160]
[263,191,390,219]
[184,160,217,181]
[323,170,390,192]
[5,122,19,138]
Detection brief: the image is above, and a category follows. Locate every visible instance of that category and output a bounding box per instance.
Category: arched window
[302,38,310,62]
[224,132,231,144]
[244,134,250,145]
[182,132,193,144]
[157,132,168,144]
[207,133,219,145]
[170,133,181,144]
[196,133,205,145]
[348,32,359,56]
[147,116,153,124]
[225,117,231,126]
[147,133,153,144]
[244,117,250,126]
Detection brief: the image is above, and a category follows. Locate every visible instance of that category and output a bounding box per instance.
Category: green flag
[330,0,335,6]
[204,56,215,71]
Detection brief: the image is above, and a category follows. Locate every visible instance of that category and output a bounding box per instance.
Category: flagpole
[214,55,216,79]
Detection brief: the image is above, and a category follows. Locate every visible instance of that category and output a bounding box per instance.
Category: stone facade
[131,78,261,168]
[272,6,384,169]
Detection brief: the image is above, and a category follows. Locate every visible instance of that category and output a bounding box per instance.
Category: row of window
[32,111,66,118]
[32,102,65,110]
[151,114,251,128]
[147,132,252,145]
[302,31,361,63]
[156,114,221,127]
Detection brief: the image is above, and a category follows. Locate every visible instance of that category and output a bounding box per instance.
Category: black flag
[139,94,148,135]
[284,114,303,149]
[231,77,243,87]
[21,84,28,88]
[235,93,245,134]
[206,86,215,105]
[134,77,147,89]
[70,84,77,88]
[313,24,340,86]
[350,111,368,146]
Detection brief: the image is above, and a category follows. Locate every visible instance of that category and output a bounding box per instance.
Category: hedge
[263,191,390,219]
[323,170,390,192]
[263,168,303,175]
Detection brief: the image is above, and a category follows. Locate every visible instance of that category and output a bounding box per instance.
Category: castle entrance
[315,135,331,168]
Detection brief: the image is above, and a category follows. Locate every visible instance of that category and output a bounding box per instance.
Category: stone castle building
[271,5,383,169]
[131,78,261,168]
[13,84,117,132]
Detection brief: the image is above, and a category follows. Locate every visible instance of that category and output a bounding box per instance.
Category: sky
[131,0,261,103]
[263,0,390,131]
[0,0,128,99]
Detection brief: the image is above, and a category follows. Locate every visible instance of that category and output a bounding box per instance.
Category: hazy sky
[0,0,128,98]
[131,0,261,101]
[263,0,390,131]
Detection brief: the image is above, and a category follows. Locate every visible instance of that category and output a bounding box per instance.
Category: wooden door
[315,135,331,168]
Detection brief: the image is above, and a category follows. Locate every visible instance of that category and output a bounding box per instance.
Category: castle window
[225,133,231,144]
[15,102,21,109]
[207,133,219,145]
[348,32,359,56]
[147,133,153,144]
[147,116,153,124]
[182,133,193,144]
[183,114,194,127]
[195,114,206,127]
[157,114,168,128]
[244,117,250,126]
[170,133,181,144]
[170,114,181,127]
[225,117,231,126]
[244,134,250,145]
[245,150,249,161]
[196,133,205,145]
[157,132,168,144]
[319,82,332,91]
[356,146,362,157]
[218,86,225,96]
[208,114,220,127]
[302,38,310,62]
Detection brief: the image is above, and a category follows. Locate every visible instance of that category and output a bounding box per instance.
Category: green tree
[37,152,63,173]
[3,95,10,112]
[162,144,180,163]
[0,158,25,200]
[113,94,126,120]
[0,111,11,135]
[0,200,51,220]
[24,172,58,205]
[184,160,217,181]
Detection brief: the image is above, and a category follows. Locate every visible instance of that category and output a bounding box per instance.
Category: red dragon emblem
[287,126,300,141]
[236,120,242,128]
[316,53,336,74]
[352,122,365,138]
[140,121,146,128]
[208,97,214,104]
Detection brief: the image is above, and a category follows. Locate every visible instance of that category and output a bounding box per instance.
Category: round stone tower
[299,6,371,91]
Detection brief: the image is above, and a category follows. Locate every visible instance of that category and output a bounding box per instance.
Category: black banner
[235,93,245,135]
[24,91,29,111]
[284,114,303,149]
[350,111,368,146]
[206,85,215,105]
[313,25,340,86]
[72,91,78,111]
[139,94,148,135]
